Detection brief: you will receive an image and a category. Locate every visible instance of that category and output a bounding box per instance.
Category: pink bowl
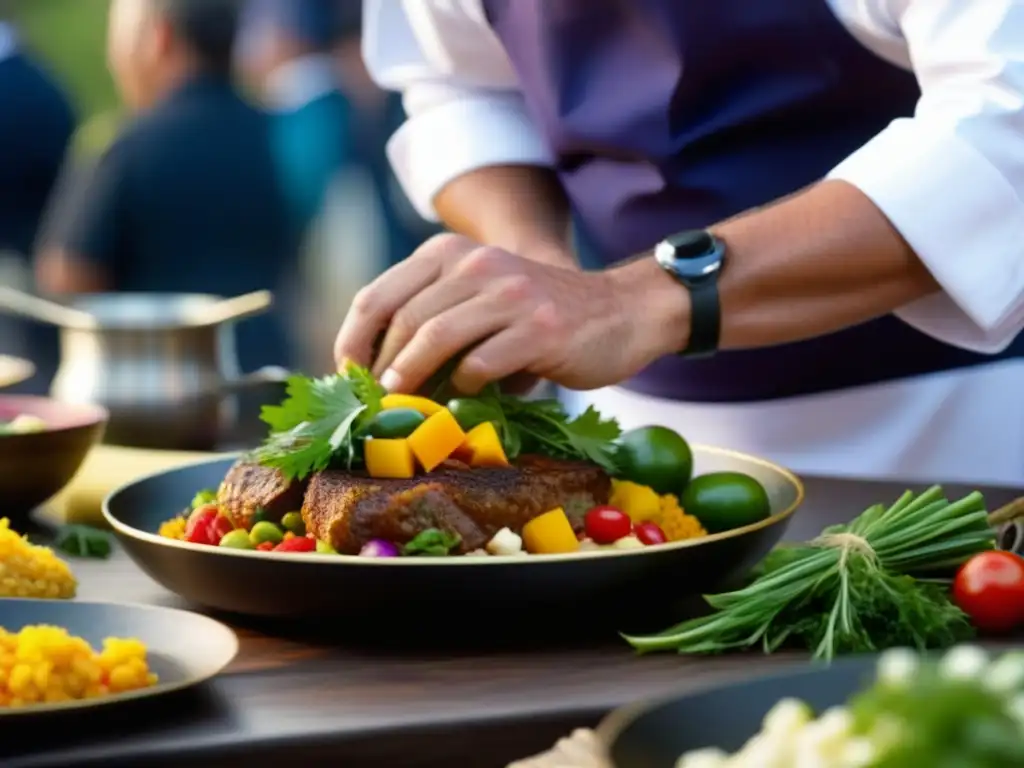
[0,396,108,520]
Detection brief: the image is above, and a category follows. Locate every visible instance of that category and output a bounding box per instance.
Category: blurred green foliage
[12,0,121,155]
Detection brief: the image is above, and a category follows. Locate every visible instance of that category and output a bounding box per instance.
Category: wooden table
[6,476,1021,768]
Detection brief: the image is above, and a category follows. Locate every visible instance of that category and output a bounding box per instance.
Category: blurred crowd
[0,0,437,395]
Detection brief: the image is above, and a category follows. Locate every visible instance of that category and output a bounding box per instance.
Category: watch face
[655,229,724,284]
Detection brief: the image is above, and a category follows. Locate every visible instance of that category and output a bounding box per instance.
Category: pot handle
[218,365,293,395]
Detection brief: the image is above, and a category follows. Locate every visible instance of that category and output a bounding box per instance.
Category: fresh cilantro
[402,528,462,556]
[252,373,368,481]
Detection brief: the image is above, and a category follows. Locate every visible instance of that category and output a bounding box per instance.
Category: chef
[334,0,1024,486]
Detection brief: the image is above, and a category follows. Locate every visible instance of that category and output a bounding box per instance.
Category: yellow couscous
[0,519,77,599]
[0,625,158,708]
[608,480,707,542]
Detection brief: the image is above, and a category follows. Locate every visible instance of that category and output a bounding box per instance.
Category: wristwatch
[653,229,726,357]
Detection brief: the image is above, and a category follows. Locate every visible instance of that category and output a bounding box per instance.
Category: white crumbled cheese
[485,527,523,556]
[876,647,919,687]
[613,535,645,550]
[940,645,988,681]
[464,549,489,557]
[675,747,730,768]
[983,651,1024,693]
[578,538,601,551]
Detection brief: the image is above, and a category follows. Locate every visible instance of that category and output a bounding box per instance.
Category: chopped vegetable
[523,508,579,554]
[367,408,426,439]
[360,539,400,557]
[219,530,255,550]
[609,479,662,523]
[274,536,317,553]
[402,529,461,556]
[316,539,338,554]
[184,506,222,546]
[456,421,509,467]
[255,542,275,552]
[633,521,667,546]
[190,488,218,510]
[54,525,113,560]
[952,551,1024,633]
[407,408,466,472]
[280,511,305,536]
[583,506,632,544]
[0,518,77,599]
[249,521,284,546]
[365,437,417,479]
[485,527,523,555]
[379,393,444,417]
[158,516,187,540]
[626,487,995,661]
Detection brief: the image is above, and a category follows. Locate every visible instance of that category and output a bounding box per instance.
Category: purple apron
[482,0,1024,402]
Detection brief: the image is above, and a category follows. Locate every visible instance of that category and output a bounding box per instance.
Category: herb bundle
[625,486,996,661]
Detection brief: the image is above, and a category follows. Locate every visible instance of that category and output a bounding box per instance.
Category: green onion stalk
[625,487,996,661]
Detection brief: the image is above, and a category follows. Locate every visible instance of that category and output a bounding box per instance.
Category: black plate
[0,599,237,719]
[104,447,802,642]
[600,657,876,767]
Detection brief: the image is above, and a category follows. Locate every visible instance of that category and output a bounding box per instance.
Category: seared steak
[217,460,308,529]
[302,456,611,554]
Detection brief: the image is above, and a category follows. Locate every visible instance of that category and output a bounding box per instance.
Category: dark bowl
[599,657,877,767]
[0,395,108,521]
[104,447,803,642]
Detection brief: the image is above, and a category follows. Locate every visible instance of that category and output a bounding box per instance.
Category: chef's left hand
[334,233,677,394]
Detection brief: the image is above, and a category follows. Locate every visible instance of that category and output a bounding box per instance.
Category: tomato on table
[634,521,668,546]
[584,505,632,544]
[952,551,1024,633]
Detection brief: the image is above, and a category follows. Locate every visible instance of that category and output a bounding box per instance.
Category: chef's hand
[333,233,685,394]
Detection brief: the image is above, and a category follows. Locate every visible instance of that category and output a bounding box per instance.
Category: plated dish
[602,646,1024,767]
[0,599,237,716]
[155,365,775,560]
[104,367,801,624]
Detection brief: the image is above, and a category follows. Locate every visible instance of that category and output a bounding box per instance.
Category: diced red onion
[359,539,400,558]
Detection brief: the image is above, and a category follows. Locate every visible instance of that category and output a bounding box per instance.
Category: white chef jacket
[362,0,1024,487]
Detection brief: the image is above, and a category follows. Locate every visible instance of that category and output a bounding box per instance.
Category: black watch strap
[683,280,721,358]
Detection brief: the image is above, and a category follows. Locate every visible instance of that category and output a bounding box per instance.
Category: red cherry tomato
[255,541,275,552]
[184,507,219,546]
[634,521,668,546]
[210,515,235,543]
[584,505,632,544]
[274,536,317,553]
[953,551,1024,633]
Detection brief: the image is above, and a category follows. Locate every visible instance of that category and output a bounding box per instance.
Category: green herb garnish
[402,528,461,556]
[626,486,996,661]
[55,525,113,560]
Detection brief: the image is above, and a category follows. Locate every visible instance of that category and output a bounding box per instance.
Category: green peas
[219,530,254,550]
[250,521,284,546]
[281,512,305,535]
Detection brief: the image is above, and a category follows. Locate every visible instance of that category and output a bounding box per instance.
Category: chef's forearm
[434,165,576,267]
[615,179,941,357]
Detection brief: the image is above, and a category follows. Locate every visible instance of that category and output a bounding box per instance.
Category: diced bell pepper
[365,438,417,479]
[522,508,580,555]
[407,408,466,472]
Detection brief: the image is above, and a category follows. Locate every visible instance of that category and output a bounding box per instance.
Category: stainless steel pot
[47,293,289,451]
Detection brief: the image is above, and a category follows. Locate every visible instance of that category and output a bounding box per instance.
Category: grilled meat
[302,455,611,554]
[217,460,308,529]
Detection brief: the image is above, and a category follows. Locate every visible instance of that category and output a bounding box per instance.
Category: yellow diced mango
[407,408,467,472]
[609,479,662,523]
[456,422,509,467]
[365,438,417,479]
[379,394,444,417]
[522,508,580,555]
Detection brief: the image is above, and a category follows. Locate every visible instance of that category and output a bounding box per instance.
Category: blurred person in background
[0,15,75,394]
[36,0,297,373]
[237,0,435,372]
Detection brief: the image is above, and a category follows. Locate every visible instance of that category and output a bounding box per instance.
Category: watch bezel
[654,230,725,285]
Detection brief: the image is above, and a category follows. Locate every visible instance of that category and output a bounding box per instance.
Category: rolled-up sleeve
[362,0,553,221]
[828,0,1024,353]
